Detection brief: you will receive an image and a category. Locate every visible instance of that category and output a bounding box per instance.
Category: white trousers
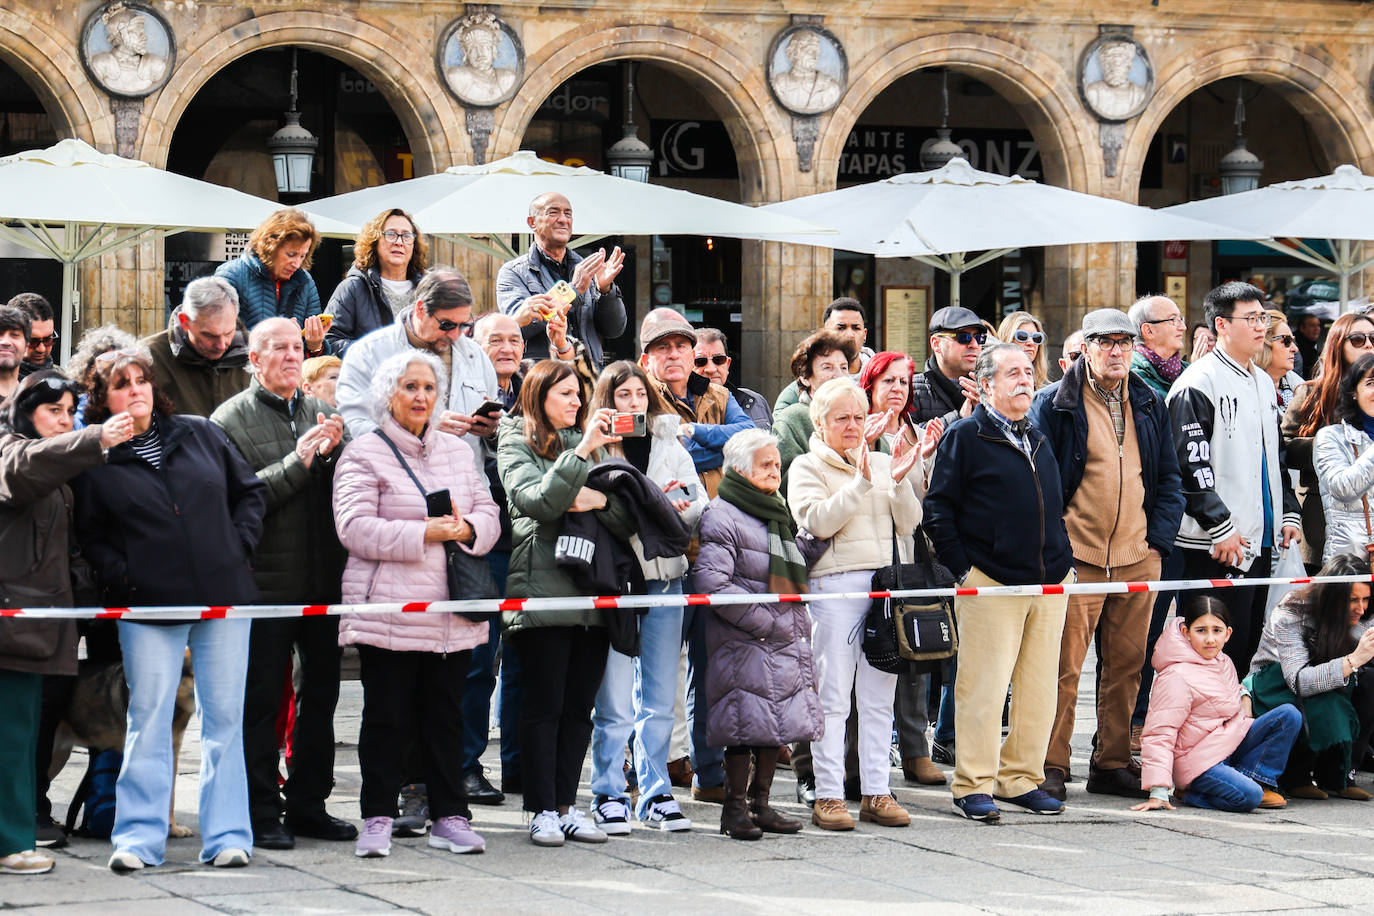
[809,569,897,799]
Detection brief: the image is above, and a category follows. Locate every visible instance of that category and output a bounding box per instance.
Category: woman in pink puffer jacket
[333,350,499,858]
[1136,597,1301,813]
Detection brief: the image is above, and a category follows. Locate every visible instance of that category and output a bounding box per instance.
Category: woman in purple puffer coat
[333,349,499,859]
[692,428,823,841]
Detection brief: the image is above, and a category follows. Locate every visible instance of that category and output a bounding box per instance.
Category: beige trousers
[951,566,1069,799]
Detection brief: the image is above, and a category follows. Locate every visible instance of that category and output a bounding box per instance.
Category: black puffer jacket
[910,356,966,427]
[72,413,267,608]
[210,380,347,604]
[324,264,423,357]
[0,426,105,675]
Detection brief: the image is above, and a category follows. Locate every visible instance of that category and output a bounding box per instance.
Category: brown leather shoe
[902,757,947,786]
[667,757,693,789]
[691,784,726,804]
[810,797,854,831]
[1041,766,1067,802]
[1329,785,1373,801]
[859,794,910,827]
[1129,722,1143,755]
[1287,783,1328,800]
[1258,789,1287,809]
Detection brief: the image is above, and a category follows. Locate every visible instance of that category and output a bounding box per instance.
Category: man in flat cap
[1030,308,1184,802]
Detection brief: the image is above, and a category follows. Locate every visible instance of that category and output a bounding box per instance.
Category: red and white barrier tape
[0,572,1368,621]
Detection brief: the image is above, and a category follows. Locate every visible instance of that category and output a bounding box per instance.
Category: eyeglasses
[1268,335,1296,348]
[694,354,729,367]
[435,317,475,335]
[1142,316,1186,327]
[1011,329,1046,345]
[381,230,416,244]
[1347,333,1374,349]
[30,332,59,346]
[1222,312,1267,328]
[93,347,142,367]
[1089,336,1135,352]
[936,330,987,346]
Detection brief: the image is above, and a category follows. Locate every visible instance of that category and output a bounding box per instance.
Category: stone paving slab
[7,661,1374,914]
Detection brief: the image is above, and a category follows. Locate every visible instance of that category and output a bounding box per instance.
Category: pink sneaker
[354,816,392,858]
[429,815,485,853]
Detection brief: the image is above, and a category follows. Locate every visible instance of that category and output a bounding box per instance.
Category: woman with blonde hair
[998,311,1049,390]
[1254,309,1302,410]
[325,208,429,355]
[215,207,325,352]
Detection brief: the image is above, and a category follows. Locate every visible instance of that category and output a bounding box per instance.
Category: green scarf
[1246,662,1361,782]
[716,468,809,595]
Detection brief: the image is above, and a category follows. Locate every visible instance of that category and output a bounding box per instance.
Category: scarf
[1134,343,1184,385]
[716,468,809,595]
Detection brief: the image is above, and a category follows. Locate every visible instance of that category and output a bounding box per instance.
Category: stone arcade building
[2,1,1373,393]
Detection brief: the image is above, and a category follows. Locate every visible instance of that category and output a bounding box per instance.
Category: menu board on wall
[882,286,929,368]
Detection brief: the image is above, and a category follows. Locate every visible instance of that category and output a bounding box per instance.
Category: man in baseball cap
[1029,307,1184,803]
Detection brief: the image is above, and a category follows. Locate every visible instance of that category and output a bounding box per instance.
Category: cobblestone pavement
[6,653,1374,915]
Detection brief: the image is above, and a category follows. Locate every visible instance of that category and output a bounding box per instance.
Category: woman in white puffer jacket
[1314,352,1374,563]
[586,361,707,833]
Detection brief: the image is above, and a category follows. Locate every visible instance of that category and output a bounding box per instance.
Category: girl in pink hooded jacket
[1134,597,1302,813]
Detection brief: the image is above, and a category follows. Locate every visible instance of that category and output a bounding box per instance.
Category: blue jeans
[461,618,501,775]
[114,619,252,864]
[682,600,725,789]
[1184,705,1303,812]
[591,579,685,817]
[933,657,956,745]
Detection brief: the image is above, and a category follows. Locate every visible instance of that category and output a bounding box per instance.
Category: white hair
[808,376,868,429]
[722,428,780,475]
[368,349,449,428]
[1128,294,1174,336]
[181,276,239,320]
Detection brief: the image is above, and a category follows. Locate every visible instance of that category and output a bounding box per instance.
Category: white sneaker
[211,848,250,868]
[641,794,692,831]
[593,795,633,836]
[107,850,145,873]
[529,810,564,847]
[559,808,609,843]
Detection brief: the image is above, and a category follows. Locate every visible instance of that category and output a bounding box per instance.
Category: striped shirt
[129,424,163,470]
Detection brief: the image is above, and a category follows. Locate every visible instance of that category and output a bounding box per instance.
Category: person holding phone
[585,361,707,835]
[498,360,638,847]
[333,349,500,859]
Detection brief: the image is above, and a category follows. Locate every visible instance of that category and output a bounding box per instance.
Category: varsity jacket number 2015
[1165,347,1300,569]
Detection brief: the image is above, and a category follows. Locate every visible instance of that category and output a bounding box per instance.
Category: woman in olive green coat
[497,360,632,847]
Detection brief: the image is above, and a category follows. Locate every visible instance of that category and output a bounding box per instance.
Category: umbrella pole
[1338,238,1352,311]
[61,222,78,365]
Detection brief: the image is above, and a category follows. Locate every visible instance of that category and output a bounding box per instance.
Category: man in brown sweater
[1028,308,1185,801]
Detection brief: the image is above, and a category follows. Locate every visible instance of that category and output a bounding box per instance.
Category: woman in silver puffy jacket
[1313,352,1374,562]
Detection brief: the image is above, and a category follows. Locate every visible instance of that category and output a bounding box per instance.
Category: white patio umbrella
[760,157,1256,308]
[0,138,355,362]
[1163,164,1374,309]
[304,149,834,260]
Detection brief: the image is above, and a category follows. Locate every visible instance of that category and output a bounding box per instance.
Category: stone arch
[1119,41,1374,195]
[817,31,1100,195]
[139,11,459,174]
[0,8,111,147]
[492,25,792,204]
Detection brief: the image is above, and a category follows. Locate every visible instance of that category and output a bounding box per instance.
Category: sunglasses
[94,347,142,367]
[1268,335,1296,348]
[936,330,987,346]
[436,317,475,335]
[30,332,59,346]
[1012,329,1046,345]
[1067,351,1083,362]
[694,354,729,367]
[1348,333,1374,349]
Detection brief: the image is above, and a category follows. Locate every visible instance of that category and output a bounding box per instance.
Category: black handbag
[863,523,958,675]
[375,431,499,622]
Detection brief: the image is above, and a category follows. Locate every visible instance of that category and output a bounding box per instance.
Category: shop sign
[840,126,1041,181]
[650,120,739,179]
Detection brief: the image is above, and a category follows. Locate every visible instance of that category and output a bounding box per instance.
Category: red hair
[859,351,916,420]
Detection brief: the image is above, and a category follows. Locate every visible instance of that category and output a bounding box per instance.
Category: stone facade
[3,1,1374,392]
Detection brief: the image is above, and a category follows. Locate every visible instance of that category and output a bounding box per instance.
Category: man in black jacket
[1029,309,1184,802]
[926,343,1073,822]
[910,306,984,426]
[210,318,353,851]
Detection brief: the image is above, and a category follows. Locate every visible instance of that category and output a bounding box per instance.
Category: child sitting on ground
[1134,597,1302,813]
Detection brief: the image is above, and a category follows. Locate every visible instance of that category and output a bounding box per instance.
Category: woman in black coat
[323,207,427,355]
[73,351,267,873]
[0,372,131,874]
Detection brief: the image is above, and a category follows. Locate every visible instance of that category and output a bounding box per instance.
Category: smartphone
[666,482,694,501]
[473,399,506,419]
[611,411,646,437]
[424,489,453,518]
[549,279,577,305]
[319,313,333,331]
